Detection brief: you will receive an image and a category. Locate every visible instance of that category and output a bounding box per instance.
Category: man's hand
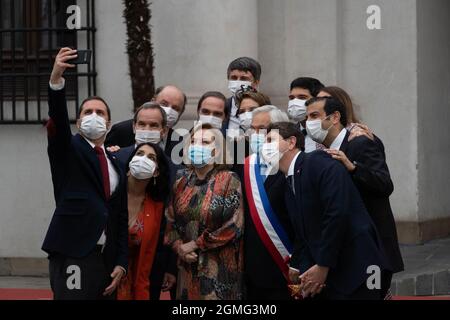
[325,149,356,172]
[107,145,121,153]
[349,123,374,141]
[289,267,301,284]
[103,266,125,296]
[298,265,329,298]
[161,273,177,292]
[50,47,77,86]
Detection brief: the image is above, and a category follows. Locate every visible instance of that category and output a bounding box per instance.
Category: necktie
[94,146,110,200]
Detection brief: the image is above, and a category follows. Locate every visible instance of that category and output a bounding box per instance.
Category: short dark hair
[77,96,111,120]
[268,122,305,151]
[155,85,188,113]
[126,142,171,203]
[227,57,262,81]
[290,77,325,97]
[306,97,348,128]
[133,102,168,128]
[197,91,229,119]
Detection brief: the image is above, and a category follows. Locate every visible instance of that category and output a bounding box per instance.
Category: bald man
[106,85,187,157]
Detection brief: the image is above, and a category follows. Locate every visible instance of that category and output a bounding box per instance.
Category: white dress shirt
[286,151,302,195]
[82,140,120,246]
[329,128,348,151]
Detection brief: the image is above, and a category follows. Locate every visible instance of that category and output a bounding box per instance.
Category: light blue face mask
[188,145,213,168]
[250,133,265,155]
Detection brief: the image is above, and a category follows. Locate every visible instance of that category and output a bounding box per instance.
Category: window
[0,0,97,124]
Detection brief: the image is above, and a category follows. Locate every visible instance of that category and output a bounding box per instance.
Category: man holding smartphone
[42,48,128,300]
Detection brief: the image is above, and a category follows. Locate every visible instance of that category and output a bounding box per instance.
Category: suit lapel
[106,149,124,201]
[339,131,351,153]
[293,153,308,238]
[264,171,281,191]
[73,134,105,198]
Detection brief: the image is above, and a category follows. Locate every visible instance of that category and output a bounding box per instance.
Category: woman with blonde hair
[165,123,244,300]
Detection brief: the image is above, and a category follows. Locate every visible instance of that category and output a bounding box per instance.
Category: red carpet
[0,289,447,300]
[0,289,170,300]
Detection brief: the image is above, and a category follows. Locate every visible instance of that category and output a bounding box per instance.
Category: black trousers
[149,249,177,300]
[49,246,114,300]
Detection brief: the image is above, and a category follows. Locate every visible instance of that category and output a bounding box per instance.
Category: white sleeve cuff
[49,78,65,91]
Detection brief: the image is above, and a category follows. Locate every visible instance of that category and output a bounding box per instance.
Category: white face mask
[250,133,265,154]
[228,80,253,95]
[129,155,157,180]
[261,142,284,167]
[162,106,180,129]
[288,99,308,122]
[79,113,108,140]
[135,130,161,145]
[239,112,253,131]
[306,116,332,144]
[198,115,223,130]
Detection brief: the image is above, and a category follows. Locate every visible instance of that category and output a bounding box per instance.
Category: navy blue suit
[286,151,390,299]
[42,87,128,288]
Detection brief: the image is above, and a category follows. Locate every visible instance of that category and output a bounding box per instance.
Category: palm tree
[123,0,155,111]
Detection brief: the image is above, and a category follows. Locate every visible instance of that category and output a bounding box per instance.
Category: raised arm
[47,48,77,148]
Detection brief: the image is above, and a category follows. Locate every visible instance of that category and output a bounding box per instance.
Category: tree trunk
[123,0,155,111]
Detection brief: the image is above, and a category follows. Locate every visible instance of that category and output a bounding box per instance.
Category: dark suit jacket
[223,97,233,132]
[42,87,128,273]
[340,132,404,273]
[286,151,390,296]
[234,163,295,289]
[105,119,135,148]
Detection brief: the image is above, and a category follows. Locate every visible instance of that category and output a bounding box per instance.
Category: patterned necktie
[94,146,110,200]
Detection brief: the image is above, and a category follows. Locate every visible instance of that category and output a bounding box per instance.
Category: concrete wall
[416,0,450,240]
[338,0,420,226]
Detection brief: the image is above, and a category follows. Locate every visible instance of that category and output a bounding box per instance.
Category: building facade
[0,0,449,268]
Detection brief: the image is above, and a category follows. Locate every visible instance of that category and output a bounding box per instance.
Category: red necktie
[94,146,110,200]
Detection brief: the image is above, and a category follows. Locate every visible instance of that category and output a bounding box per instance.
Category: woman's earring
[154,178,157,186]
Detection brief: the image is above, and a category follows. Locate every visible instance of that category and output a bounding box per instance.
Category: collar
[330,128,348,150]
[287,151,302,177]
[82,136,105,151]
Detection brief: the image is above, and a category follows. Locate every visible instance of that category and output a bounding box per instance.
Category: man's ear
[106,121,112,130]
[132,123,136,135]
[252,80,260,89]
[289,137,297,151]
[76,118,81,130]
[334,112,341,125]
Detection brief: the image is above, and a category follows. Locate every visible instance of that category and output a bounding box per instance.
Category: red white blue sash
[244,154,293,280]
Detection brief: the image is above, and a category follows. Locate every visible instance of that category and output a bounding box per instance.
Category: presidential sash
[244,154,293,280]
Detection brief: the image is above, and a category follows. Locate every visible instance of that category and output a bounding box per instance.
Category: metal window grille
[0,0,96,124]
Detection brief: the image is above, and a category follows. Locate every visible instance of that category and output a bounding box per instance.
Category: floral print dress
[165,168,244,300]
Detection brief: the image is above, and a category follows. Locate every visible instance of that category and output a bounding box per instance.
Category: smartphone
[67,50,92,65]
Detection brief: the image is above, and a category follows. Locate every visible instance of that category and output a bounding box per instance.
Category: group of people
[42,47,404,301]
